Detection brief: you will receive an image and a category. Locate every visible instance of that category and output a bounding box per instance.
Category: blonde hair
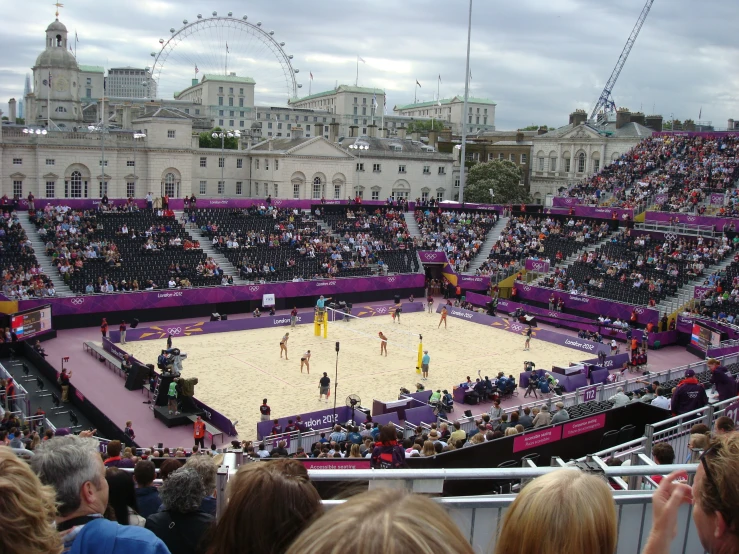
[689,433,710,451]
[494,470,617,554]
[349,444,361,458]
[0,447,62,554]
[285,489,474,554]
[505,427,519,436]
[422,440,436,457]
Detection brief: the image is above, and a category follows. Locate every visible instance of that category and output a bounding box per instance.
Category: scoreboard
[10,306,53,340]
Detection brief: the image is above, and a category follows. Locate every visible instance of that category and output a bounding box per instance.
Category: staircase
[556,233,616,273]
[403,211,422,240]
[17,213,73,296]
[172,210,239,279]
[655,255,736,315]
[464,216,509,274]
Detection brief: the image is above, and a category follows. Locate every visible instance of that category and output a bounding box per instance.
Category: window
[423,166,430,174]
[277,123,282,130]
[86,88,92,97]
[195,108,200,115]
[265,159,269,170]
[293,182,300,199]
[371,190,379,200]
[373,163,381,173]
[237,158,243,169]
[239,88,244,95]
[255,159,260,169]
[509,153,515,161]
[199,181,207,195]
[521,154,527,164]
[550,158,557,171]
[438,167,446,175]
[538,157,545,171]
[362,107,367,116]
[239,121,245,127]
[564,158,571,172]
[498,153,504,160]
[218,86,224,94]
[99,181,108,198]
[218,157,225,168]
[267,122,273,129]
[353,97,357,103]
[218,97,223,106]
[200,157,207,168]
[229,87,234,94]
[45,181,55,198]
[255,183,260,196]
[67,171,83,198]
[239,98,243,107]
[353,107,357,115]
[357,162,364,172]
[436,191,444,202]
[398,165,406,173]
[127,160,135,167]
[218,181,225,194]
[454,178,460,188]
[577,153,586,173]
[219,110,224,116]
[236,181,243,195]
[421,191,429,201]
[275,160,279,170]
[229,120,234,127]
[86,77,92,85]
[334,184,341,199]
[12,158,22,165]
[355,189,364,199]
[468,116,472,124]
[55,106,67,113]
[45,159,55,166]
[164,173,177,197]
[312,177,322,199]
[593,159,600,173]
[126,182,135,198]
[274,184,279,197]
[167,130,176,139]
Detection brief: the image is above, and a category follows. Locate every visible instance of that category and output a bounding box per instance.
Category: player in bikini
[379,332,388,356]
[300,350,311,374]
[438,306,448,329]
[524,326,532,351]
[280,332,289,359]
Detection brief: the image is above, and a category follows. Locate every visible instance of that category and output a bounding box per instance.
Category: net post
[417,336,423,373]
[323,311,328,339]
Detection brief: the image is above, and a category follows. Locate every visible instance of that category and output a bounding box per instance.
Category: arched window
[578,153,586,173]
[312,176,323,199]
[69,171,82,198]
[164,173,177,197]
[55,106,67,113]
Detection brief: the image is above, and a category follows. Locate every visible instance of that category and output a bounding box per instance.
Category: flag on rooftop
[358,56,365,63]
[416,80,421,88]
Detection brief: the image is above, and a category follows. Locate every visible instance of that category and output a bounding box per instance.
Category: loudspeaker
[464,409,473,417]
[131,318,140,329]
[124,363,150,391]
[221,314,228,320]
[394,294,400,304]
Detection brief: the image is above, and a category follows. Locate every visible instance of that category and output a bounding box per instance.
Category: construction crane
[590,0,655,121]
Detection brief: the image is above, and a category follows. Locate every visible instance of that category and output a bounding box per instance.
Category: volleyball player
[524,325,532,351]
[427,294,434,314]
[300,350,311,374]
[280,332,289,359]
[379,332,388,356]
[438,306,448,329]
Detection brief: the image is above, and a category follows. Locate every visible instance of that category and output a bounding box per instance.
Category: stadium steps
[172,210,239,278]
[553,233,615,274]
[313,216,382,275]
[654,254,736,315]
[464,217,510,274]
[17,212,73,297]
[404,211,423,240]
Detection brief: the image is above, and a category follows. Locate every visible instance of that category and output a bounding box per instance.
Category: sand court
[120,311,590,439]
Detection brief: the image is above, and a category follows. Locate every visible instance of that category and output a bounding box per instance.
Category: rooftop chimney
[616,107,631,130]
[645,115,663,133]
[292,126,304,139]
[192,78,198,86]
[315,123,324,137]
[411,131,421,142]
[537,126,547,135]
[428,129,438,147]
[569,109,587,127]
[349,125,358,138]
[329,122,339,142]
[268,137,273,151]
[8,98,16,123]
[397,126,407,140]
[367,124,377,138]
[515,131,524,143]
[629,112,646,126]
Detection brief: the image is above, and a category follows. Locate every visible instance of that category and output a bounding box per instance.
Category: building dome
[46,19,68,32]
[35,47,79,71]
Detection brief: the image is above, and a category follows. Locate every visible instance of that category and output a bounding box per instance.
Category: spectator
[518,407,534,429]
[449,421,466,445]
[184,455,217,516]
[159,458,183,481]
[714,416,736,435]
[124,420,135,442]
[651,387,671,410]
[105,440,135,468]
[643,433,739,554]
[105,468,145,526]
[145,468,214,554]
[671,369,708,415]
[206,459,322,554]
[0,446,62,554]
[650,443,675,486]
[609,387,630,408]
[371,424,406,469]
[494,470,616,554]
[532,405,551,428]
[133,460,161,519]
[707,358,738,401]
[31,435,168,554]
[551,402,570,424]
[59,368,72,403]
[285,488,474,554]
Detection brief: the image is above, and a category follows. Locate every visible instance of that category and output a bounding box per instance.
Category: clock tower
[30,18,83,128]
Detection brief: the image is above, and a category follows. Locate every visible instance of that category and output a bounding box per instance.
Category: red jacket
[371,441,406,469]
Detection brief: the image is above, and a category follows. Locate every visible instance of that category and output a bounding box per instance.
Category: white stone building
[529,109,655,204]
[394,96,496,135]
[107,67,157,99]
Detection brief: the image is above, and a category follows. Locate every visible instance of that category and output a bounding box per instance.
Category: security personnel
[193,415,206,448]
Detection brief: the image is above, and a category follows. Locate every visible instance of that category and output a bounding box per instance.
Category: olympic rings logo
[375,307,387,314]
[71,298,85,305]
[511,324,523,332]
[522,285,531,292]
[387,277,396,283]
[665,234,677,241]
[548,312,559,318]
[166,328,182,335]
[687,216,696,222]
[272,199,283,206]
[421,253,440,261]
[634,307,645,314]
[531,262,547,271]
[249,286,261,292]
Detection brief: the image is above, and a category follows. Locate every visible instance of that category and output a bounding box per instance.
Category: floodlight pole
[332,342,340,425]
[458,0,473,205]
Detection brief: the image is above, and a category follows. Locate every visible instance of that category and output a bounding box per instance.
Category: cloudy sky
[1,0,736,129]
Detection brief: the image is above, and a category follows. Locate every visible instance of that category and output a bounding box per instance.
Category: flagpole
[381,90,385,135]
[459,0,473,205]
[414,80,417,104]
[356,57,359,86]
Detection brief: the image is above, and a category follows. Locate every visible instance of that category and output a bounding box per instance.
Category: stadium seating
[0,210,51,299]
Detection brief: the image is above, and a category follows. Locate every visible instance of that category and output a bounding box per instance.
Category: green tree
[405,119,448,134]
[198,127,239,149]
[518,125,548,131]
[463,159,529,204]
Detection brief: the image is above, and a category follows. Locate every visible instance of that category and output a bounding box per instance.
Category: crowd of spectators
[414,208,498,272]
[0,209,53,300]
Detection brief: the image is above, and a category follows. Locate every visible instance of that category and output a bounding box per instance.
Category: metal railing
[634,221,719,238]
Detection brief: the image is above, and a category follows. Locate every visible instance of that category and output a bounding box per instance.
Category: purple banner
[256,406,362,441]
[581,352,631,370]
[706,344,739,358]
[458,275,491,290]
[581,385,599,403]
[694,286,714,299]
[525,259,551,273]
[417,251,448,264]
[512,284,660,324]
[439,305,609,355]
[544,206,634,220]
[552,197,579,207]
[655,131,739,138]
[403,405,437,426]
[108,302,424,343]
[101,338,238,437]
[711,193,726,206]
[18,274,425,317]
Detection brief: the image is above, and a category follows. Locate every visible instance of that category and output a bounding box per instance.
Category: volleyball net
[324,307,424,369]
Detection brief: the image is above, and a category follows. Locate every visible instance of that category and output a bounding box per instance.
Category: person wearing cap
[640,385,656,403]
[421,350,430,380]
[671,369,708,416]
[707,358,738,401]
[551,402,570,424]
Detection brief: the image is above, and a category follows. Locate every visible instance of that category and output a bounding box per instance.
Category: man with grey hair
[551,401,570,424]
[609,386,630,408]
[31,435,169,553]
[184,454,217,516]
[145,468,214,554]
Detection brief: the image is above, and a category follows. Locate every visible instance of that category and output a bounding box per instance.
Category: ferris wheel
[150,12,302,105]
